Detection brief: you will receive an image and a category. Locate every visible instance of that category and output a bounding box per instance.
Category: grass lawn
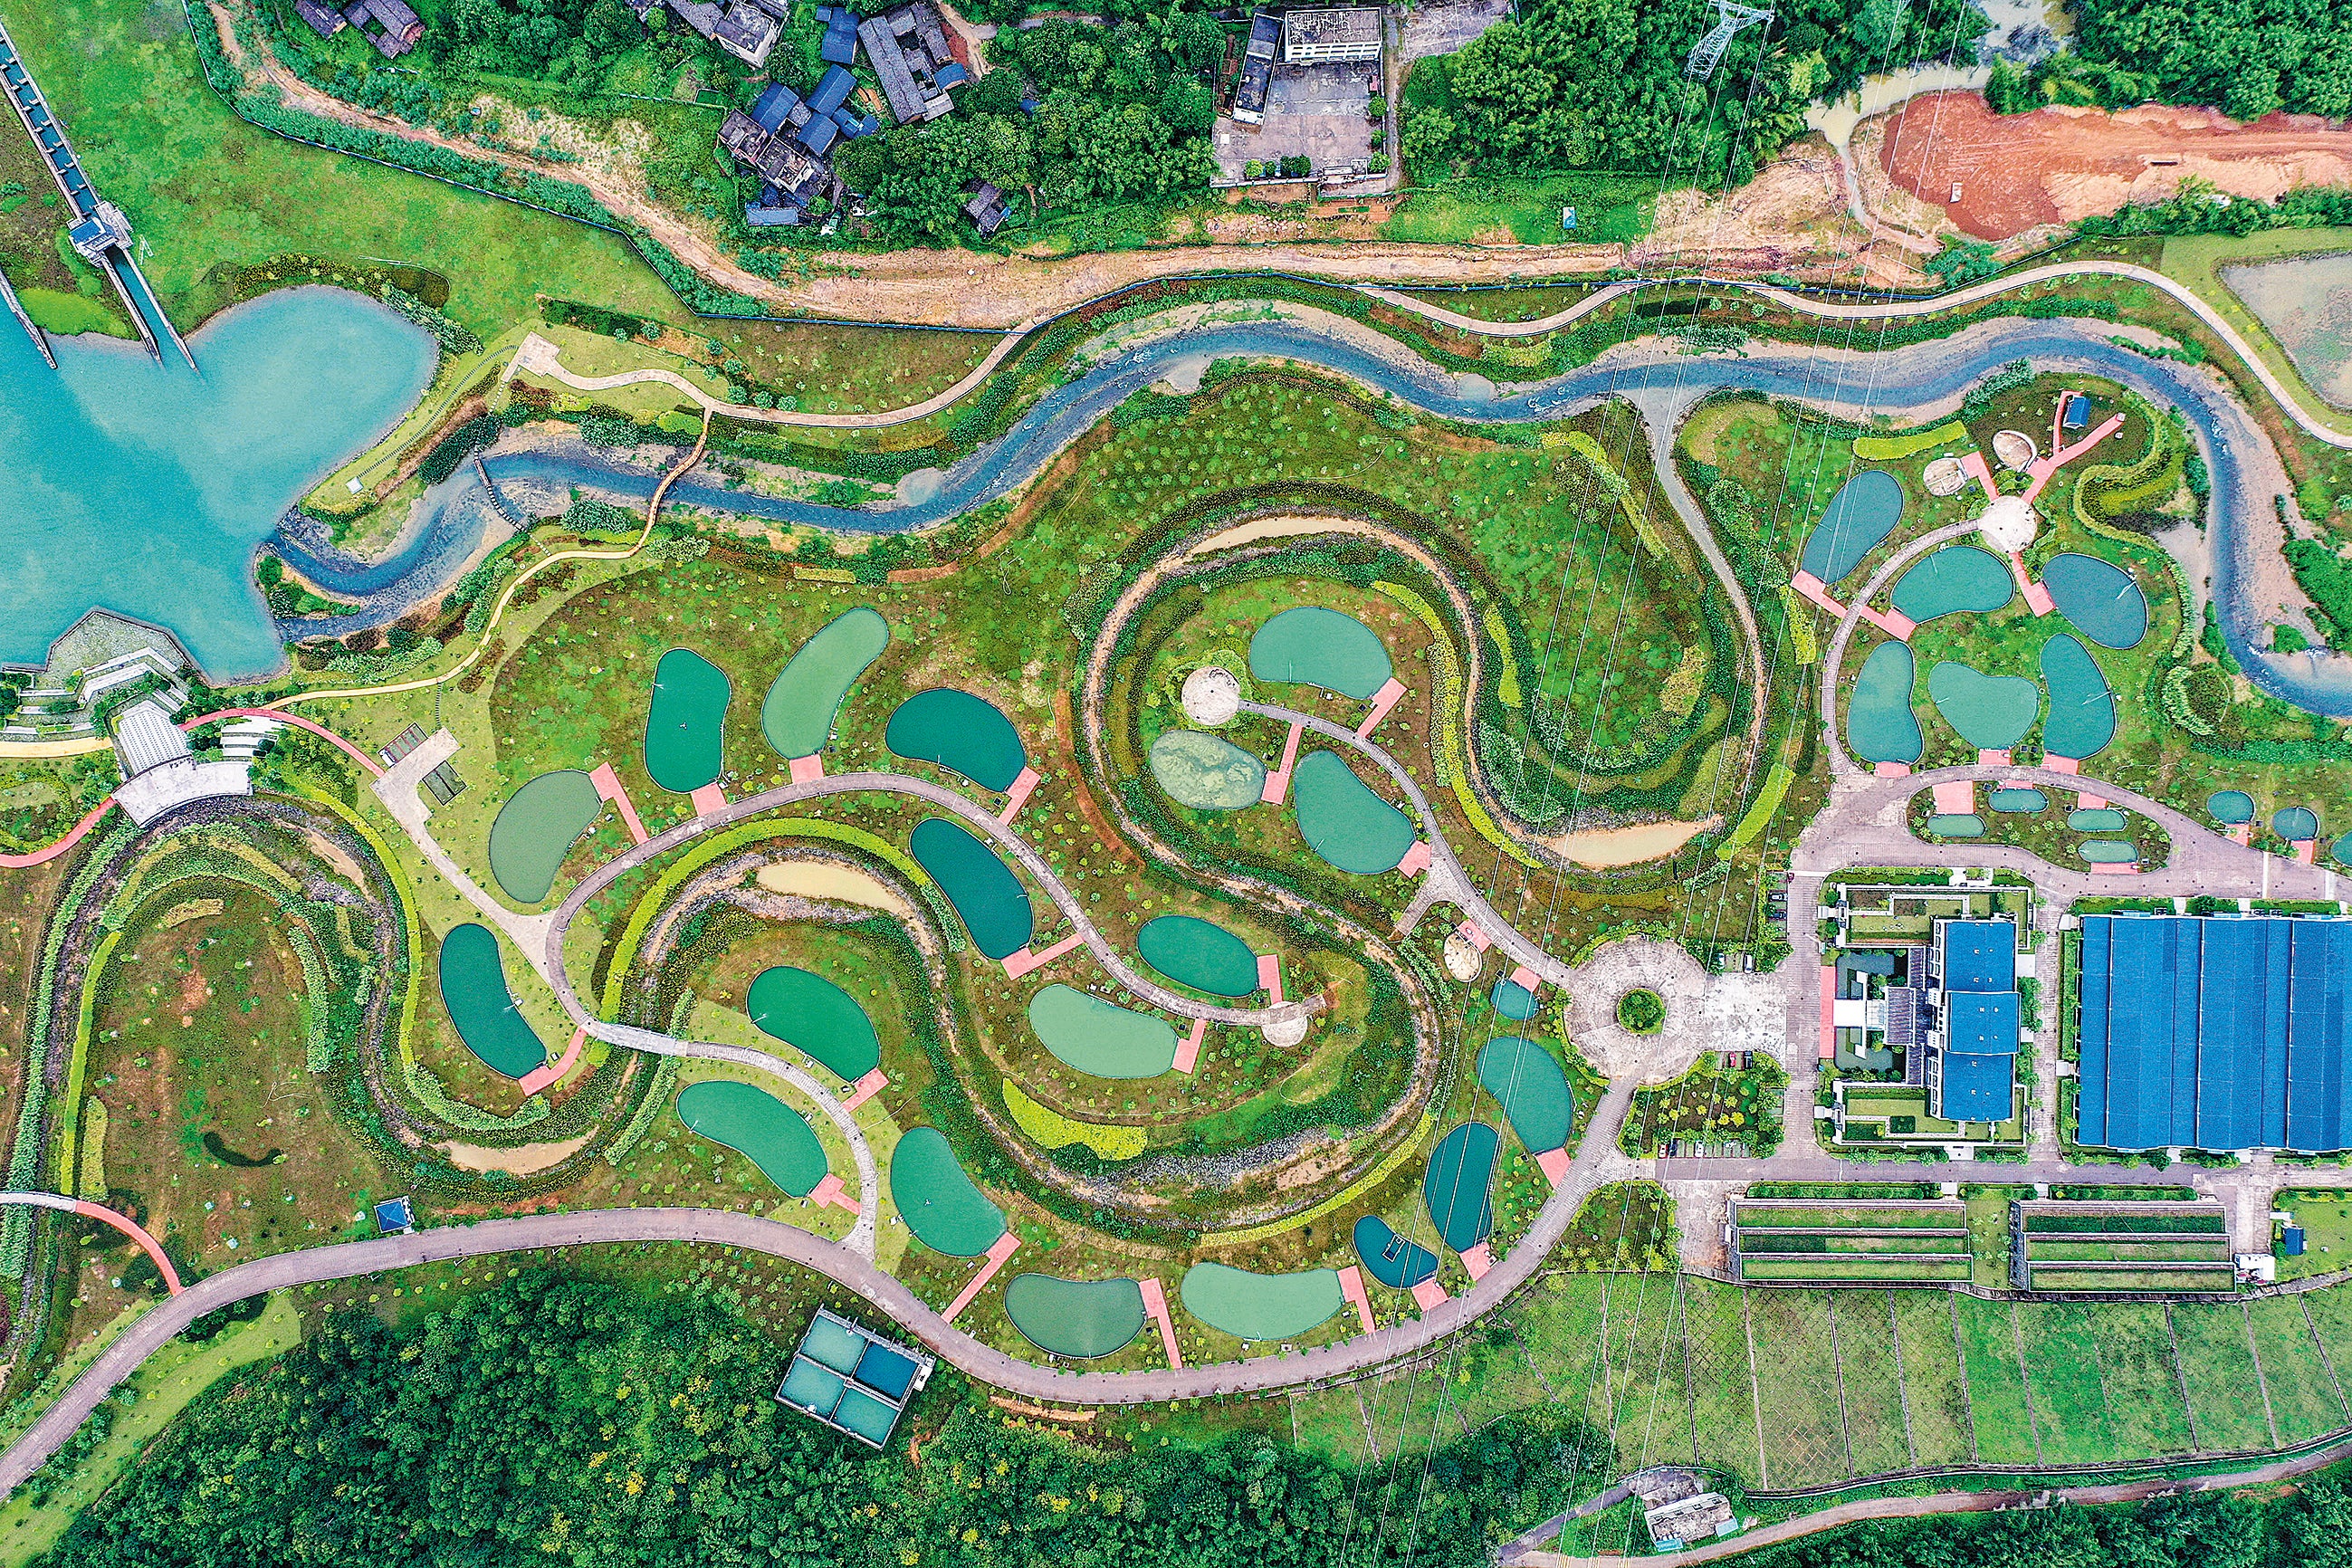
[1383,173,1667,246]
[1681,1276,1762,1481]
[2013,1303,2118,1465]
[2084,1302,2194,1458]
[1953,1295,2037,1464]
[2244,1293,2348,1443]
[8,0,681,338]
[2170,1301,2276,1453]
[2280,1188,2352,1280]
[1745,1289,1849,1487]
[1830,1289,1912,1476]
[0,1293,301,1566]
[1890,1290,1974,1466]
[1601,1273,1691,1473]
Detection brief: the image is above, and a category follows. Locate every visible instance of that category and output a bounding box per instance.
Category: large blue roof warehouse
[2077,913,2352,1152]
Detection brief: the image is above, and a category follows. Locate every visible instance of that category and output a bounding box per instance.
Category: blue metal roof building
[809,65,857,116]
[2077,913,2352,1152]
[1940,919,2017,993]
[1926,917,2022,1124]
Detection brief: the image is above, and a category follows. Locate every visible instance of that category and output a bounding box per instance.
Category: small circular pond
[1927,813,1984,838]
[2070,808,2127,832]
[1148,729,1266,809]
[2275,807,2320,841]
[2208,789,2256,825]
[1248,606,1392,700]
[675,1079,828,1196]
[2080,840,2140,864]
[487,769,603,904]
[1136,914,1259,999]
[1002,1274,1147,1358]
[1489,976,1539,1022]
[888,1126,1007,1257]
[1988,788,2047,813]
[746,966,881,1081]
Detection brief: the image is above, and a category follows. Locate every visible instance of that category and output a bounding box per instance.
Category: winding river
[11,279,2334,713]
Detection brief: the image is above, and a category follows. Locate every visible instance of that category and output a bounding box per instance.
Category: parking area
[1214,62,1380,180]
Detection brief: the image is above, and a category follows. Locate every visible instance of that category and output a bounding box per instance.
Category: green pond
[2208,789,2256,825]
[645,647,732,793]
[1927,661,2041,751]
[1489,977,1537,1022]
[2080,839,2140,864]
[1027,983,1178,1078]
[1179,1262,1344,1341]
[487,769,603,904]
[2276,807,2320,841]
[747,966,882,1081]
[1927,813,1984,837]
[1988,787,2046,813]
[2070,808,2127,832]
[675,1080,828,1196]
[763,607,890,760]
[437,923,547,1078]
[1136,914,1259,998]
[1002,1274,1147,1358]
[886,688,1028,792]
[1248,606,1392,700]
[888,1126,1007,1257]
[1424,1122,1498,1254]
[2041,553,2147,649]
[1291,750,1416,874]
[1849,642,1923,764]
[1891,545,2013,622]
[1149,729,1267,810]
[1476,1037,1573,1152]
[909,818,1034,960]
[2040,633,2118,759]
[1352,1216,1439,1290]
[1800,470,1904,586]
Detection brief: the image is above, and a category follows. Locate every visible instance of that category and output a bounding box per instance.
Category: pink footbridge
[1818,964,1837,1060]
[943,1231,1021,1324]
[788,754,826,785]
[1337,1265,1376,1334]
[519,1027,586,1095]
[0,798,115,869]
[808,1172,862,1216]
[186,709,384,777]
[995,766,1042,824]
[1000,931,1085,980]
[1790,572,1914,642]
[1931,779,1975,815]
[1138,1276,1183,1368]
[690,782,729,817]
[840,1067,889,1112]
[1410,1277,1448,1312]
[1260,721,1305,805]
[1354,678,1407,741]
[1257,953,1285,1005]
[588,764,648,846]
[1171,1017,1207,1075]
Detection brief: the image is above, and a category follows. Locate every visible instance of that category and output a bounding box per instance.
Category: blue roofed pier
[0,13,192,368]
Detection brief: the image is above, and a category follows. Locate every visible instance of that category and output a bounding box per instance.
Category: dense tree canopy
[425,0,646,87]
[1401,0,1986,185]
[39,1275,1606,1567]
[831,13,1220,244]
[2070,0,2352,120]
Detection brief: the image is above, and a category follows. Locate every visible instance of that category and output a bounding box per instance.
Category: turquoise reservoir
[1848,642,1924,765]
[1248,607,1392,699]
[1927,661,2041,751]
[2040,633,2117,760]
[1891,546,2013,623]
[2041,553,2148,649]
[1290,751,1415,874]
[1800,470,1905,586]
[0,286,435,679]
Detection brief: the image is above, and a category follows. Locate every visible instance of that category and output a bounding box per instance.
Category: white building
[1281,6,1382,63]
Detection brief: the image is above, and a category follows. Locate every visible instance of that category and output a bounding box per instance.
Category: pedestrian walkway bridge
[0,14,193,368]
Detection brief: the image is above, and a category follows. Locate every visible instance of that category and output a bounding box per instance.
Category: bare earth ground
[1880,93,2352,242]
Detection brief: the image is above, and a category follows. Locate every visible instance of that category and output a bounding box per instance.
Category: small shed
[373,1195,416,1235]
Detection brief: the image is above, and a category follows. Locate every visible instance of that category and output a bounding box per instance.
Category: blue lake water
[0,286,435,679]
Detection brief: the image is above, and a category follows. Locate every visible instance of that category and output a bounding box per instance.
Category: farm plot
[2244,1294,2348,1443]
[2013,1303,2118,1465]
[1745,1290,1850,1487]
[2300,1287,2352,1403]
[2170,1302,2277,1454]
[2018,1201,2235,1292]
[1952,1296,2038,1464]
[1830,1290,1914,1476]
[2081,1302,2194,1458]
[1604,1276,1695,1472]
[1890,1291,1975,1466]
[1733,1198,1973,1284]
[1682,1277,1763,1481]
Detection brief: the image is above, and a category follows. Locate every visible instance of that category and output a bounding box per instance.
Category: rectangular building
[778,1309,933,1448]
[1925,917,2020,1123]
[1281,6,1382,63]
[1234,12,1279,125]
[2077,913,2352,1152]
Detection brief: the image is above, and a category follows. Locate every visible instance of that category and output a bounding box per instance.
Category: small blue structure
[1926,917,2021,1125]
[2285,1226,2308,1257]
[747,204,803,227]
[809,64,857,116]
[2062,391,2091,431]
[373,1195,416,1234]
[778,1309,933,1448]
[821,7,860,63]
[935,62,969,88]
[796,116,841,156]
[751,81,802,133]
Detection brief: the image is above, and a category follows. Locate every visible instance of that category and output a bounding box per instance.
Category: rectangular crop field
[1890,1292,1974,1466]
[2170,1303,2276,1453]
[1681,1277,1762,1482]
[1831,1291,1913,1476]
[1734,1205,1966,1229]
[2013,1304,2118,1465]
[1737,1258,1972,1282]
[1745,1290,1850,1486]
[2301,1288,2352,1404]
[2027,1267,2239,1292]
[2082,1302,2194,1458]
[1741,1233,1974,1255]
[1953,1296,2038,1464]
[1606,1276,1695,1471]
[2245,1295,2347,1443]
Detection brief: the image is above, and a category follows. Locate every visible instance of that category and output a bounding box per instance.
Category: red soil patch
[1879,92,2352,241]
